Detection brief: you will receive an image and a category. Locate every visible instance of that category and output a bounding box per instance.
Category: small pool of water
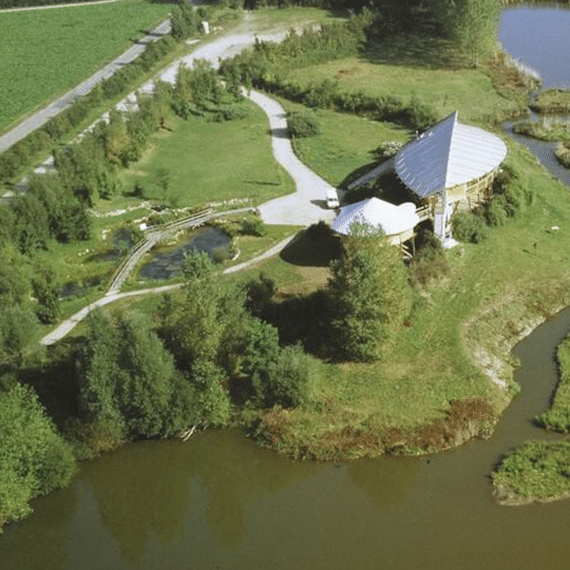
[139,226,232,280]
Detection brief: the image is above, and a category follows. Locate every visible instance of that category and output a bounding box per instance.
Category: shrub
[288,111,320,138]
[409,228,450,287]
[484,195,508,227]
[407,94,439,131]
[260,345,319,409]
[371,140,403,160]
[241,215,267,236]
[213,104,250,122]
[452,210,489,243]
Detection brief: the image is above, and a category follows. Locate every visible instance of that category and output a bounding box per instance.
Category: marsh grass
[513,120,570,142]
[537,334,570,431]
[493,440,570,505]
[530,89,570,114]
[555,142,570,168]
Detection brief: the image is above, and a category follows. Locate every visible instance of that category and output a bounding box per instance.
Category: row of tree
[241,0,500,68]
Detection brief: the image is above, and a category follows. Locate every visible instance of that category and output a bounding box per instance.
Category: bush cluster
[0,383,76,531]
[288,111,320,138]
[452,165,533,244]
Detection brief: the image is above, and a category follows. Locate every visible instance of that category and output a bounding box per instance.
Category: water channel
[2,6,570,569]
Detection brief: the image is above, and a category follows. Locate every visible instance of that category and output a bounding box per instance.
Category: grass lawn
[280,99,410,186]
[287,55,521,125]
[0,0,176,133]
[243,6,346,32]
[119,100,295,209]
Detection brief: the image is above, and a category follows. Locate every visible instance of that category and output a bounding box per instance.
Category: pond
[3,6,570,569]
[139,226,232,280]
[499,3,570,88]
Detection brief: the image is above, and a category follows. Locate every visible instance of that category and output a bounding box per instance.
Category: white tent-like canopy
[395,111,508,199]
[332,197,419,243]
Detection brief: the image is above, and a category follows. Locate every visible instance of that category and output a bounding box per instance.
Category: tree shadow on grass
[362,34,469,70]
[279,225,342,268]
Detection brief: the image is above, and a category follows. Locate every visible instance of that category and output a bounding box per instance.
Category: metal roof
[394,112,507,199]
[332,198,419,237]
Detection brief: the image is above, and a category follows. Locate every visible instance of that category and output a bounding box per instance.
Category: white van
[326,189,339,209]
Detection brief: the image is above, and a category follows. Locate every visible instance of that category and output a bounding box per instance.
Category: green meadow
[119,101,295,209]
[0,0,175,133]
[288,55,520,126]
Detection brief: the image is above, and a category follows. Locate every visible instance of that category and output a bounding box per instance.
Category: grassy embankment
[493,335,570,505]
[530,88,570,114]
[231,49,570,460]
[0,0,176,134]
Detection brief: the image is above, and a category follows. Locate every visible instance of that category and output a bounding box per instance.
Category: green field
[119,100,295,209]
[287,55,521,125]
[0,0,176,133]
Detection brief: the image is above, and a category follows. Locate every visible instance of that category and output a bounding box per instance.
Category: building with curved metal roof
[394,111,507,200]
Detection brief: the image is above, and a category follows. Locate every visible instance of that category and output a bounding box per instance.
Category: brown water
[1,307,570,570]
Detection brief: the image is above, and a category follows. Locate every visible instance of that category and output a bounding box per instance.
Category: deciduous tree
[328,224,412,362]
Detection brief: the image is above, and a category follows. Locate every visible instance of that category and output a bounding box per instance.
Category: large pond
[3,6,570,569]
[499,3,570,88]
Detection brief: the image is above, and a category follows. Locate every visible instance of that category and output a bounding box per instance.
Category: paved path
[0,18,171,154]
[38,14,338,346]
[247,90,337,226]
[40,234,297,345]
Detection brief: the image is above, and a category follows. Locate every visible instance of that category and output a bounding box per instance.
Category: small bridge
[106,207,255,295]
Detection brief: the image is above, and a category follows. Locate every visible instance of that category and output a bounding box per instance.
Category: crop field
[0,0,176,133]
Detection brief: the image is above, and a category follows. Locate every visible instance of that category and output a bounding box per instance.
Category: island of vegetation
[512,86,570,170]
[4,0,570,529]
[493,334,570,505]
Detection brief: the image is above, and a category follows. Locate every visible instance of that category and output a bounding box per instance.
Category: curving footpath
[40,234,297,345]
[40,87,337,346]
[38,14,339,346]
